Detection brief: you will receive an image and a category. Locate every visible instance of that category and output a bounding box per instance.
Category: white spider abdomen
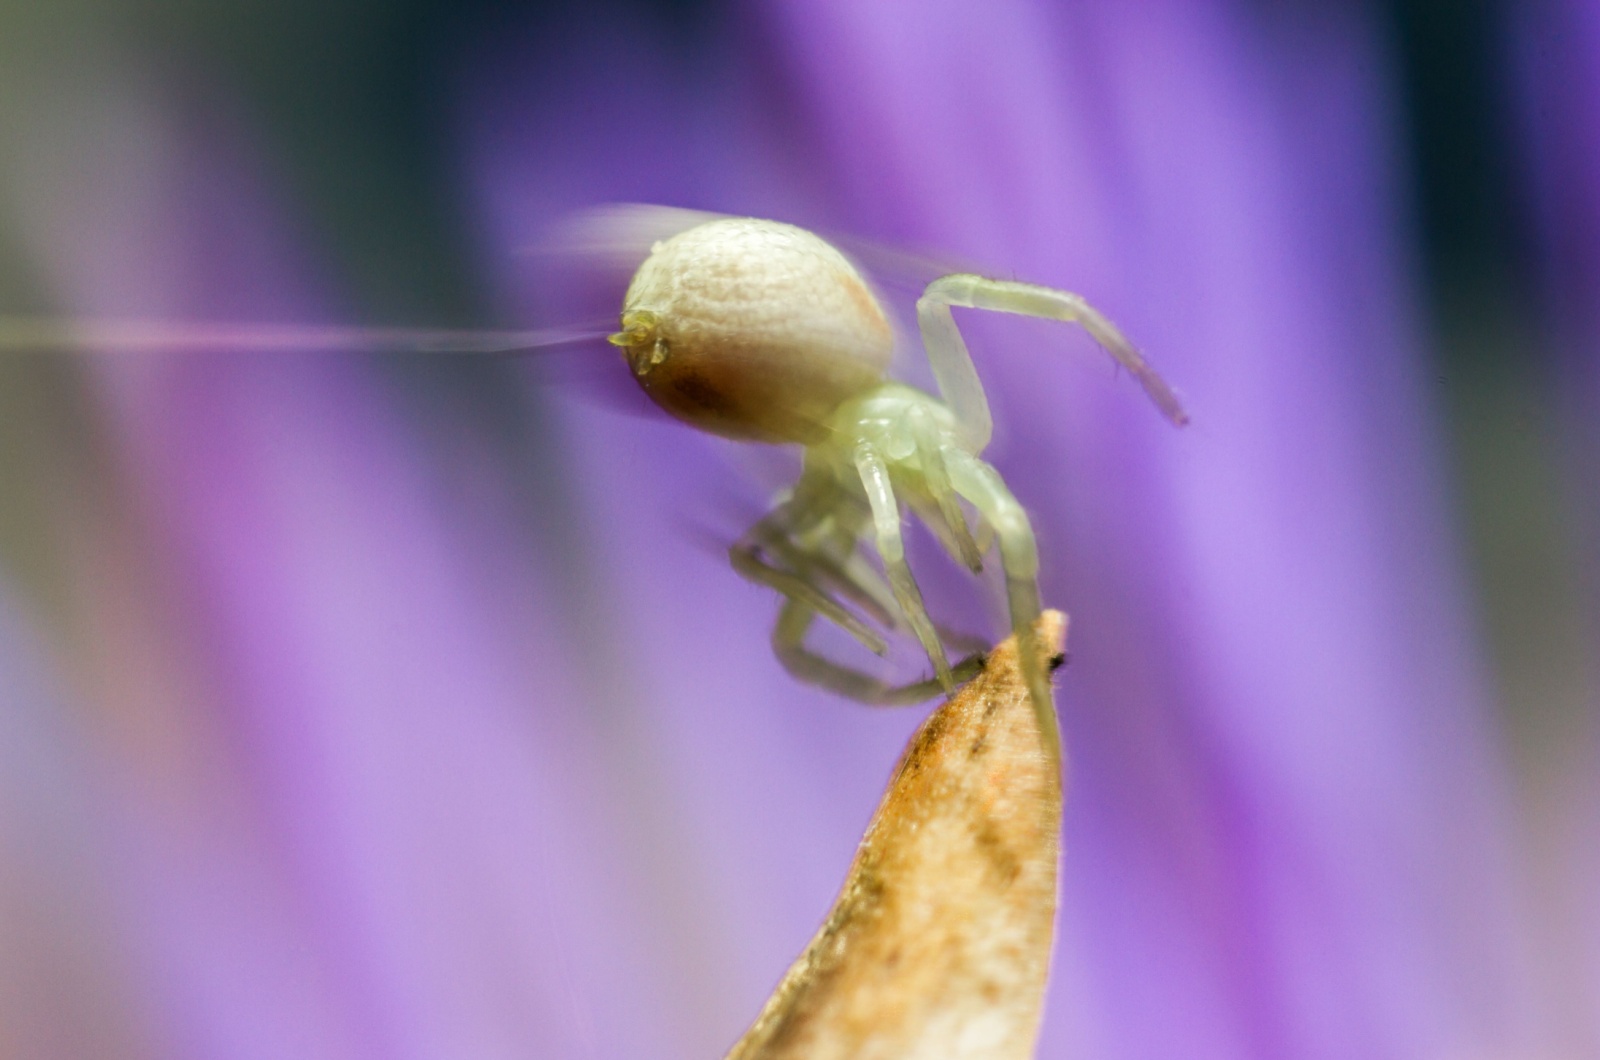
[610,217,893,443]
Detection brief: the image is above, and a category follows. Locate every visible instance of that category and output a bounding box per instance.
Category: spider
[1,210,1186,755]
[606,217,1188,755]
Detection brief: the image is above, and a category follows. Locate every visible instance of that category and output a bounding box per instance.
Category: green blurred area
[1384,0,1597,782]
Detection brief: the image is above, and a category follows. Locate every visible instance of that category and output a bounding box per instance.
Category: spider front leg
[917,274,1189,448]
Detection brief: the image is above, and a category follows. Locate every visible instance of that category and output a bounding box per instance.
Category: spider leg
[796,462,976,644]
[908,404,984,572]
[822,546,900,629]
[760,502,899,630]
[817,522,986,654]
[972,517,996,557]
[724,462,896,650]
[917,274,1189,446]
[773,598,983,706]
[854,441,956,692]
[730,542,888,656]
[943,446,1060,759]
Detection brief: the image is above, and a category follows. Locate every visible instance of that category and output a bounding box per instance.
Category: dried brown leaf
[726,611,1068,1060]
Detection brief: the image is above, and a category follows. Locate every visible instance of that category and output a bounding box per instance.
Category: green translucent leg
[917,274,1189,448]
[820,523,988,656]
[908,404,983,572]
[854,442,956,692]
[943,447,1060,760]
[728,471,898,654]
[772,600,983,707]
[756,505,899,631]
[729,538,887,656]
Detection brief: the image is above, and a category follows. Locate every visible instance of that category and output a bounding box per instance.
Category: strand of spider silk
[0,318,605,355]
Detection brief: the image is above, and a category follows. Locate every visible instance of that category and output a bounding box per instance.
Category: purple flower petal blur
[0,1,1588,1058]
[5,51,707,1059]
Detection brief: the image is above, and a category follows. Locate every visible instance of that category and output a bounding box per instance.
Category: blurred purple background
[0,1,1596,1057]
